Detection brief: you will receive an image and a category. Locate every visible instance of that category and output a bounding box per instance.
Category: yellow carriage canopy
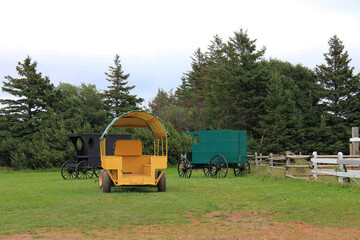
[100,110,168,140]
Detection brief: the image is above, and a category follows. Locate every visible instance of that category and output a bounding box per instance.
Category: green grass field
[1,167,360,238]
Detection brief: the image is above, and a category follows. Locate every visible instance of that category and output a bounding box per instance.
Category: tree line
[0,55,190,169]
[149,29,360,155]
[1,28,359,169]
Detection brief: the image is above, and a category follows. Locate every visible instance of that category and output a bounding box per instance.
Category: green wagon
[178,130,249,178]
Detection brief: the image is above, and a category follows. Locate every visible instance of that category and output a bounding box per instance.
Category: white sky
[1,0,360,105]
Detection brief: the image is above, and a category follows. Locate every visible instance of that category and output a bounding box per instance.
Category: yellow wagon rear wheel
[157,172,166,192]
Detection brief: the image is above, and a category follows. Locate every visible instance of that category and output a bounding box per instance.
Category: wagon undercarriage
[178,157,250,178]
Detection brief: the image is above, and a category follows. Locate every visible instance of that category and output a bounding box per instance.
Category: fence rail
[312,152,360,184]
[248,152,313,179]
[248,151,360,184]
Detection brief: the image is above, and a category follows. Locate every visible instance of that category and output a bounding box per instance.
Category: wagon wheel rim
[94,166,102,178]
[61,161,76,180]
[203,167,211,177]
[234,161,250,176]
[178,159,192,178]
[209,155,228,178]
[76,161,94,179]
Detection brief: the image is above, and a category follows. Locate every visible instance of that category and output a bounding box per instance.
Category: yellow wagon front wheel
[99,169,111,193]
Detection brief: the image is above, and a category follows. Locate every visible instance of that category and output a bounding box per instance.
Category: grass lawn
[1,167,360,238]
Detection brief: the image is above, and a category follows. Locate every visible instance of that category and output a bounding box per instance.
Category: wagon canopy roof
[100,110,168,140]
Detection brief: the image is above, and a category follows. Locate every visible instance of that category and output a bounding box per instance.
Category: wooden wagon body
[98,110,168,192]
[178,130,249,178]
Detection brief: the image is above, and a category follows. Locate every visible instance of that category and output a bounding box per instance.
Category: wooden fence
[248,152,313,179]
[248,151,360,184]
[311,152,360,184]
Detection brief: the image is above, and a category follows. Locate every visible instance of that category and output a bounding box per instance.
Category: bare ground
[2,211,360,240]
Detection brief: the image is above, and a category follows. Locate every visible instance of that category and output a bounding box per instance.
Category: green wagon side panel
[186,130,247,164]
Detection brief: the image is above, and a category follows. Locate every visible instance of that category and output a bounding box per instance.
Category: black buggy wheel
[93,166,102,178]
[76,160,94,179]
[203,167,211,177]
[60,161,77,180]
[209,155,228,178]
[233,160,251,176]
[178,159,192,178]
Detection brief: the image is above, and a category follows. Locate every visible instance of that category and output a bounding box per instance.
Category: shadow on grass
[110,186,159,193]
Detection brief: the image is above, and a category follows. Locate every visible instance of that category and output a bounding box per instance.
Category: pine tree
[103,55,143,117]
[0,56,57,139]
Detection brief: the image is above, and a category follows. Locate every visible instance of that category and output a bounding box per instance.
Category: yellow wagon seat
[114,140,151,177]
[115,140,142,156]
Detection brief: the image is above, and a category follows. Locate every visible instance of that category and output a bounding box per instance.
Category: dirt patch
[2,210,360,239]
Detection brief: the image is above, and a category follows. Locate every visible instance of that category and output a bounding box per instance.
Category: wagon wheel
[157,171,166,192]
[233,160,251,176]
[93,166,102,178]
[61,161,76,180]
[76,160,94,179]
[209,155,228,178]
[99,169,111,193]
[203,167,211,177]
[178,159,192,178]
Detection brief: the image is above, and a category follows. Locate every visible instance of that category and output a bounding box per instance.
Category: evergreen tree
[258,60,320,154]
[314,35,360,153]
[259,66,305,153]
[103,54,143,117]
[204,29,266,131]
[315,35,359,123]
[0,56,57,139]
[176,48,208,108]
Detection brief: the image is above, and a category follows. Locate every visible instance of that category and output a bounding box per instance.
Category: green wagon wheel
[203,167,211,177]
[76,161,94,179]
[234,160,250,176]
[178,159,192,178]
[209,155,228,178]
[60,161,76,180]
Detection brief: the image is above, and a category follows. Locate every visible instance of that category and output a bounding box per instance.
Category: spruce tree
[0,56,57,139]
[103,55,143,117]
[204,29,266,130]
[315,35,360,153]
[315,35,359,123]
[260,66,304,153]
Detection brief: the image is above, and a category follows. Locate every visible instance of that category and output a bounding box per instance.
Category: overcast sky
[1,0,360,106]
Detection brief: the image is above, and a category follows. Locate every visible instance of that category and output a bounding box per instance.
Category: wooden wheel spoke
[210,155,228,178]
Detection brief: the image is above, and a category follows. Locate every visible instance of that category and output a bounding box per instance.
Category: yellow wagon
[98,110,168,192]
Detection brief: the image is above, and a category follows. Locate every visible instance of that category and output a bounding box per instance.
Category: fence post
[286,151,290,175]
[312,151,318,180]
[270,153,273,173]
[338,152,344,184]
[255,152,258,167]
[352,127,359,155]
